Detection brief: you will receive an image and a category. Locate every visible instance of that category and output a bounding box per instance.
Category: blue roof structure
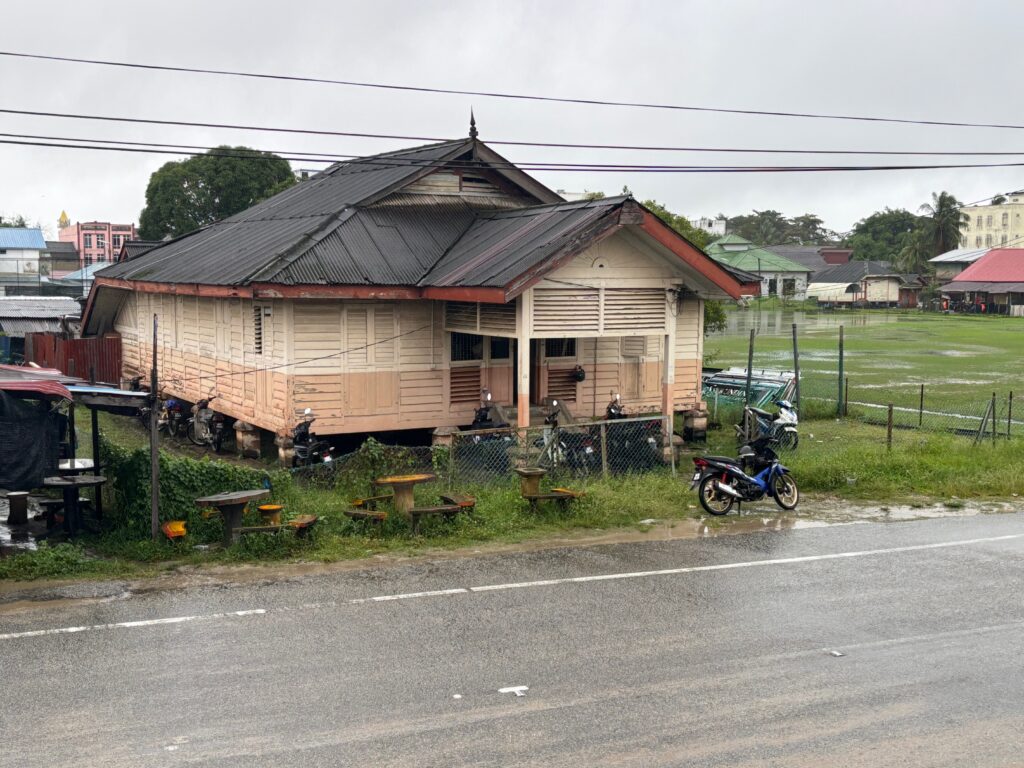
[0,228,46,250]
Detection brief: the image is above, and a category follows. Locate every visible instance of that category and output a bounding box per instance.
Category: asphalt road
[2,513,1024,767]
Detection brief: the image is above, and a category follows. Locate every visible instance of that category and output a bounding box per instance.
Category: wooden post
[919,384,925,427]
[516,295,531,431]
[1009,391,1013,440]
[600,421,609,478]
[837,325,845,417]
[91,406,103,519]
[150,314,160,541]
[744,329,755,406]
[67,402,76,460]
[791,323,800,411]
[887,404,894,450]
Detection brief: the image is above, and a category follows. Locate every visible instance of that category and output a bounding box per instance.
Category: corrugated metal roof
[706,237,810,274]
[98,140,479,286]
[941,281,1024,293]
[952,248,1024,282]
[0,318,64,336]
[0,228,46,250]
[119,240,162,261]
[929,246,991,264]
[0,296,81,318]
[420,196,625,287]
[45,241,78,256]
[812,260,899,283]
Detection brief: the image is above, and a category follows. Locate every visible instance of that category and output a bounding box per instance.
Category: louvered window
[450,367,482,403]
[532,287,665,335]
[603,289,665,332]
[253,304,271,355]
[444,301,515,335]
[533,288,600,333]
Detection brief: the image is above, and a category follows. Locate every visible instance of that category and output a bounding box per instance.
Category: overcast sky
[3,0,1024,239]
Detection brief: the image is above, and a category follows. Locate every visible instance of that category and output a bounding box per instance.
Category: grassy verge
[4,419,1022,582]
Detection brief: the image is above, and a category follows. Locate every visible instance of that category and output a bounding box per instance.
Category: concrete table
[42,475,106,536]
[195,489,270,547]
[374,473,436,517]
[514,467,548,498]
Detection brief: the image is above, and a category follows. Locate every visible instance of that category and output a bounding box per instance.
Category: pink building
[57,211,137,267]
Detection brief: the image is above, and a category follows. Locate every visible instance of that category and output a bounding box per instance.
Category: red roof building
[939,248,1024,315]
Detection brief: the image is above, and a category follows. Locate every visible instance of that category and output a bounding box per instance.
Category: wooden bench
[408,504,462,534]
[522,488,584,513]
[350,493,394,511]
[344,508,388,528]
[234,515,320,541]
[439,493,476,512]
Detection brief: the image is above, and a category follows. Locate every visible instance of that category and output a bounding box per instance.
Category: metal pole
[992,392,997,444]
[791,323,800,411]
[844,377,849,418]
[837,325,845,417]
[919,384,925,427]
[91,407,103,520]
[1009,391,1014,440]
[744,329,755,406]
[150,314,160,541]
[887,404,894,450]
[600,422,609,479]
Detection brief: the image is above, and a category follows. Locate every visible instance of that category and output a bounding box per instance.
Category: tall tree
[0,214,30,228]
[787,213,838,244]
[139,146,295,240]
[642,199,713,249]
[846,208,925,262]
[898,191,967,272]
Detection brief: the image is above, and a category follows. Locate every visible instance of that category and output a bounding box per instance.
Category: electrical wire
[5,49,1024,131]
[10,135,1024,174]
[7,106,1024,157]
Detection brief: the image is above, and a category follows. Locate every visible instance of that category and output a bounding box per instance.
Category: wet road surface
[2,513,1023,766]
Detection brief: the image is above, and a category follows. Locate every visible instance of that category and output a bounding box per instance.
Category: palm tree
[918,191,968,255]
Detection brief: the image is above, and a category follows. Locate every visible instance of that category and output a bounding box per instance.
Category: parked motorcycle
[186,395,226,452]
[736,400,799,450]
[137,396,185,437]
[690,440,799,516]
[292,408,334,467]
[470,389,510,433]
[603,393,662,472]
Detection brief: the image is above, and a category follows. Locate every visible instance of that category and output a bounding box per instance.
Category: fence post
[844,376,849,417]
[791,323,800,412]
[1009,391,1014,440]
[744,329,755,406]
[992,392,997,444]
[448,434,456,489]
[887,404,894,450]
[600,422,609,478]
[837,325,845,417]
[919,384,924,427]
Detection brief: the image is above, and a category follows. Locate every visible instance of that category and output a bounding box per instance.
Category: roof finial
[469,109,478,140]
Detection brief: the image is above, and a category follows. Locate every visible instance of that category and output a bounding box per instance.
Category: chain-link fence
[449,415,672,487]
[289,440,440,491]
[800,370,1020,441]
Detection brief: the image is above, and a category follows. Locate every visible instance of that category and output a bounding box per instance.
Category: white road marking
[2,532,1021,642]
[499,686,529,697]
[0,609,265,641]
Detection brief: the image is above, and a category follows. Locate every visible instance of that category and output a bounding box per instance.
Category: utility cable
[5,49,1024,131]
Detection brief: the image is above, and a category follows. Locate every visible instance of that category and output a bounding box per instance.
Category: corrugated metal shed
[812,260,900,283]
[119,240,162,261]
[0,228,47,249]
[0,296,80,337]
[929,246,990,264]
[951,248,1024,282]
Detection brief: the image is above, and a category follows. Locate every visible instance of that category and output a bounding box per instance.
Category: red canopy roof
[0,379,73,400]
[955,248,1024,282]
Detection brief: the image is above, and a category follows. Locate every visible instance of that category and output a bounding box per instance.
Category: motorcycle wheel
[186,421,203,446]
[698,475,734,516]
[212,430,224,453]
[777,430,799,451]
[771,474,800,510]
[167,417,179,438]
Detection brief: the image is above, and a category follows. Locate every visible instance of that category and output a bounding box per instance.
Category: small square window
[489,337,510,360]
[544,338,576,358]
[451,332,483,362]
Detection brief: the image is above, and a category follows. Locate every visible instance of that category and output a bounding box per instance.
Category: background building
[705,234,810,299]
[960,191,1024,249]
[57,210,137,267]
[0,227,46,295]
[688,216,727,236]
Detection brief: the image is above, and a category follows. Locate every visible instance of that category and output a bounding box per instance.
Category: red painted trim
[252,284,421,300]
[421,286,508,303]
[91,277,253,298]
[636,211,760,299]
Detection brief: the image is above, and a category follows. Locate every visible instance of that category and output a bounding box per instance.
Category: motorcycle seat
[701,455,743,466]
[748,407,775,420]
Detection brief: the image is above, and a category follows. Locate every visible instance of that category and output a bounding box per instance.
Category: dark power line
[5,49,1024,131]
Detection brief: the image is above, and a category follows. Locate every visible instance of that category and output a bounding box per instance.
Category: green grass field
[707,311,1022,411]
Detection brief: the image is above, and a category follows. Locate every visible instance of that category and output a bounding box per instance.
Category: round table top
[59,458,95,472]
[514,467,548,478]
[43,474,107,488]
[375,473,436,486]
[194,488,270,506]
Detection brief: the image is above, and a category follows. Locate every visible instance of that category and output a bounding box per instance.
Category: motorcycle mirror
[614,393,621,403]
[551,399,558,407]
[303,407,313,417]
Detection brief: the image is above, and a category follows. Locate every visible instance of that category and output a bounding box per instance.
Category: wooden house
[82,128,759,441]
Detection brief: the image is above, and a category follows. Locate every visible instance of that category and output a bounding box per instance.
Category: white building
[0,228,46,294]
[688,216,727,236]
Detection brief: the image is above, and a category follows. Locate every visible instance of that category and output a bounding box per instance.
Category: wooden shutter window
[450,367,481,403]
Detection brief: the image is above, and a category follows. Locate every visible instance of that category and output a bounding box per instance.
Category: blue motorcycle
[690,441,799,516]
